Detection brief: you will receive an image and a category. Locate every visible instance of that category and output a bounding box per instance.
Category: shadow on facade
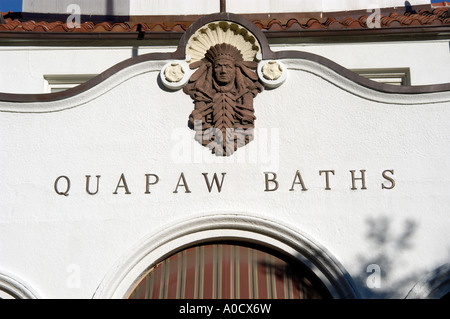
[351,215,447,298]
[256,214,448,299]
[404,1,418,14]
[257,258,333,299]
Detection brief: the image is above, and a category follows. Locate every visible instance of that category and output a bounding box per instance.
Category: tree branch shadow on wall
[258,215,449,299]
[353,215,423,298]
[257,216,422,299]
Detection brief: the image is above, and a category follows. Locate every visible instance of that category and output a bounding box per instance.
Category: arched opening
[93,214,359,299]
[126,241,332,299]
[0,273,39,299]
[406,263,450,299]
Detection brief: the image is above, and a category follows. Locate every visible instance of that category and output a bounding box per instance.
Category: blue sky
[0,0,22,12]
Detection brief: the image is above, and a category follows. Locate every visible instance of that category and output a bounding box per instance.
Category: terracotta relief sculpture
[177,22,263,156]
[183,43,262,156]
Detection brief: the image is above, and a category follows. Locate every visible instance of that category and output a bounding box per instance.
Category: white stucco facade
[1,10,450,300]
[20,0,434,15]
[1,39,449,94]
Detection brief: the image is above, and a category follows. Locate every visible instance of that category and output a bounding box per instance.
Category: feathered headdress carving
[183,42,262,156]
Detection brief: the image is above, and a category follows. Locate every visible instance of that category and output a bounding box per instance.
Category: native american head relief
[183,22,263,156]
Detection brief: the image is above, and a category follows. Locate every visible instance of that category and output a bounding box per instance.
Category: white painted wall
[1,40,449,94]
[0,52,449,298]
[277,40,450,86]
[228,0,431,13]
[22,0,130,15]
[2,0,449,302]
[129,0,220,16]
[21,0,433,15]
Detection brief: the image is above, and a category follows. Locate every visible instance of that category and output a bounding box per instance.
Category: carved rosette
[160,61,190,90]
[183,21,264,156]
[257,60,288,89]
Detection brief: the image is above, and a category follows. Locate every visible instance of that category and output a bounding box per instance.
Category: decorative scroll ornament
[183,22,264,156]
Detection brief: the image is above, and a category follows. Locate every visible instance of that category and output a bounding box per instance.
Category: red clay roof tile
[0,7,449,35]
[341,17,364,28]
[304,18,326,29]
[285,19,303,31]
[267,20,284,31]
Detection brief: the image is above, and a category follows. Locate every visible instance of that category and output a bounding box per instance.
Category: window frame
[351,68,411,86]
[44,74,97,93]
